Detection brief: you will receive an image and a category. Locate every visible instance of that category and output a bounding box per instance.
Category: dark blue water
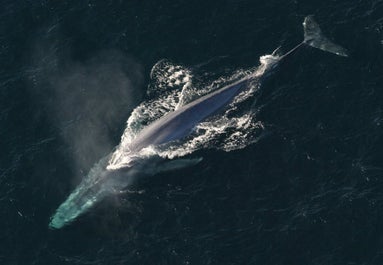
[1,0,383,264]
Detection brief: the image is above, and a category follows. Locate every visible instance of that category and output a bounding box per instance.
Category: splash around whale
[49,16,347,229]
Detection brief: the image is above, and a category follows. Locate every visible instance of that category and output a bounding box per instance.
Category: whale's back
[129,78,249,151]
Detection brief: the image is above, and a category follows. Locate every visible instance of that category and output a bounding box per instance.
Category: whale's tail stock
[303,15,348,57]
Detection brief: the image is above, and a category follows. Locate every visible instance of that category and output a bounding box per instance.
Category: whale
[49,16,347,229]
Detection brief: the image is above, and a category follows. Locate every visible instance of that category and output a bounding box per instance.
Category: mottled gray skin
[129,78,251,151]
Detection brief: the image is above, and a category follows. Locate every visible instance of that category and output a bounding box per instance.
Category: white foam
[108,56,274,169]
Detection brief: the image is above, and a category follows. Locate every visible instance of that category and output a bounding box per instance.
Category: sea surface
[1,0,383,264]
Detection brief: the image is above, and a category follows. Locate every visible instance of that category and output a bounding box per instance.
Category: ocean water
[1,0,383,264]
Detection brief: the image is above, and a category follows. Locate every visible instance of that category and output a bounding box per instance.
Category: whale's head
[49,152,171,229]
[49,157,138,229]
[49,170,109,229]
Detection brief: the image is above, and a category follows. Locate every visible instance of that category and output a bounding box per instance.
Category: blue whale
[49,16,347,229]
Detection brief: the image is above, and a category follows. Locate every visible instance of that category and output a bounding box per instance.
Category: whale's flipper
[157,157,203,172]
[303,15,348,57]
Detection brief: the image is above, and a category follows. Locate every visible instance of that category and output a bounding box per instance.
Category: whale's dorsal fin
[303,15,348,57]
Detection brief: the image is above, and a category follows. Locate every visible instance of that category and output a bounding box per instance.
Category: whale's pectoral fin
[117,189,145,195]
[303,15,348,57]
[157,157,203,173]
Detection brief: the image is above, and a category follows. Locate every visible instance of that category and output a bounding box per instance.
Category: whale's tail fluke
[303,15,348,57]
